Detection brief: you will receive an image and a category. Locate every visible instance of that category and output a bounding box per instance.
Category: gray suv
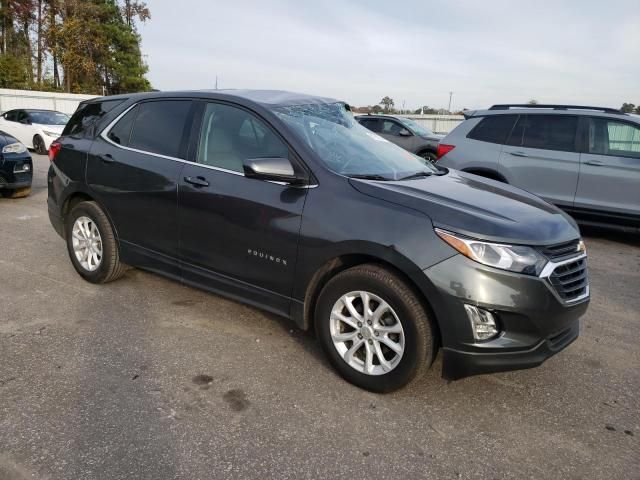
[355,114,443,163]
[437,104,640,231]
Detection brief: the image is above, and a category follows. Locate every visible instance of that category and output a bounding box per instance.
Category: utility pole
[402,100,405,113]
[215,75,218,90]
[448,91,453,114]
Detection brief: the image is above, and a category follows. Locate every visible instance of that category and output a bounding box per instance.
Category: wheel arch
[300,252,442,350]
[60,189,119,242]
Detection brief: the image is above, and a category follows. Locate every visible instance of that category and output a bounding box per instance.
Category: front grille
[0,174,6,185]
[540,239,580,260]
[549,257,588,301]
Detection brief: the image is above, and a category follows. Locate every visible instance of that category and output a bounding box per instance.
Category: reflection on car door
[178,101,308,317]
[498,114,580,207]
[87,99,193,275]
[575,117,640,227]
[0,111,20,142]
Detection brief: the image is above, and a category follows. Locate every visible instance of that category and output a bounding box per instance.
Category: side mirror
[243,157,309,186]
[398,128,412,137]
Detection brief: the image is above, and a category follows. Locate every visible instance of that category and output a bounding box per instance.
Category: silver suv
[437,104,640,232]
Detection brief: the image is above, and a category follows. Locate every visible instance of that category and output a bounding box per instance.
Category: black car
[0,130,32,198]
[355,114,443,163]
[47,90,589,392]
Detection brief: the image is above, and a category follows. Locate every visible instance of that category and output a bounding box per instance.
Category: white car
[0,109,70,155]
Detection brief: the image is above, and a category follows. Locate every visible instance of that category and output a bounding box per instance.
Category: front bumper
[0,166,32,189]
[424,254,589,380]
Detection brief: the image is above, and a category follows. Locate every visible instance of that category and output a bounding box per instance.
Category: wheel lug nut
[357,322,362,327]
[367,320,372,325]
[358,333,363,339]
[368,339,373,345]
[374,331,379,336]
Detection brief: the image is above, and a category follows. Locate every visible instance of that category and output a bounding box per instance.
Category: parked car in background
[0,131,32,198]
[355,114,443,163]
[0,109,70,155]
[437,104,640,232]
[48,90,588,392]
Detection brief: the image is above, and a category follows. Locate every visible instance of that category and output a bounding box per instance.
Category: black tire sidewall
[315,269,430,392]
[33,135,45,155]
[64,202,116,283]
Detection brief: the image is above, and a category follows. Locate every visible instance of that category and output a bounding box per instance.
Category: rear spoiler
[463,110,477,120]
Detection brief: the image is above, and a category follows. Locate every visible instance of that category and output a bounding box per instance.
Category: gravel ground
[0,153,638,480]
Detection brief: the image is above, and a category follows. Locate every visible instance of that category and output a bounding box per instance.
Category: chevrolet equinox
[48,90,590,392]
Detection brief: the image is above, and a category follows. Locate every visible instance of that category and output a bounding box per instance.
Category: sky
[139,0,640,111]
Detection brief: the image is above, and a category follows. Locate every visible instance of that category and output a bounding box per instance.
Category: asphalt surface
[1,153,638,480]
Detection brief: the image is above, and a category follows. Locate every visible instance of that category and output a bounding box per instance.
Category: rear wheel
[33,135,47,155]
[315,264,436,392]
[65,201,126,283]
[1,187,31,198]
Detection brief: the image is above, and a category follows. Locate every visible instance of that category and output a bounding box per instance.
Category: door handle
[584,159,604,166]
[509,151,529,157]
[99,153,114,163]
[184,176,209,187]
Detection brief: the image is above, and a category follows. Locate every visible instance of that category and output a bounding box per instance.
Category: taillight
[436,143,455,159]
[49,141,62,162]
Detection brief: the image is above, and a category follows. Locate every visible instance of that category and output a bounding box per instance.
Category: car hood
[349,169,580,245]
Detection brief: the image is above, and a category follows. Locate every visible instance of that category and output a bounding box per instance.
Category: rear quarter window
[64,99,125,137]
[467,115,517,144]
[128,100,192,158]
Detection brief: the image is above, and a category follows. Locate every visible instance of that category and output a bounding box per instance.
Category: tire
[419,151,438,165]
[1,187,31,198]
[315,264,436,392]
[65,200,126,283]
[33,135,47,155]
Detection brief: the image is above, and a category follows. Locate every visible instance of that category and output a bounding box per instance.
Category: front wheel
[33,135,47,155]
[315,264,436,392]
[419,151,438,165]
[65,201,127,283]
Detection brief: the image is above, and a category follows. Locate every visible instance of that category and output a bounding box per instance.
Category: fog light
[464,304,499,341]
[13,163,30,173]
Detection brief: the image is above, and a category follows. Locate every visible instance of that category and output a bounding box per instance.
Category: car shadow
[580,225,639,247]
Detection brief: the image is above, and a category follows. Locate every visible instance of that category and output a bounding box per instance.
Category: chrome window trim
[99,102,317,187]
[538,253,589,305]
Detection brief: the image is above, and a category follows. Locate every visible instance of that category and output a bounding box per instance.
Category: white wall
[401,114,465,134]
[0,88,99,115]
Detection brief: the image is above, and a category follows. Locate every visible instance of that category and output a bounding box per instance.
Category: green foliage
[379,96,394,113]
[0,0,151,94]
[620,103,636,113]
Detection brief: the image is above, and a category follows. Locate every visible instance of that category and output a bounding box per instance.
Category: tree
[636,105,640,114]
[621,103,636,113]
[528,99,539,105]
[413,105,438,114]
[379,96,394,113]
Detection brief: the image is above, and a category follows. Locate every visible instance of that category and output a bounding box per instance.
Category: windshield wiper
[347,174,391,181]
[398,171,434,181]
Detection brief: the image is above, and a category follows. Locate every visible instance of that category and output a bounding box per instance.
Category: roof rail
[489,104,623,114]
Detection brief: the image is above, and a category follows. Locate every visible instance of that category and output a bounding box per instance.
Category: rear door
[88,99,194,275]
[498,114,580,207]
[178,101,308,316]
[574,117,640,226]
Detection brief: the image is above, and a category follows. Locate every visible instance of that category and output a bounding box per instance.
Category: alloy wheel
[71,216,103,272]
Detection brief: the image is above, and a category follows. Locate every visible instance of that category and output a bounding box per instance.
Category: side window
[4,110,17,122]
[64,99,124,137]
[507,115,577,152]
[467,115,517,144]
[381,120,403,135]
[17,111,29,123]
[197,103,288,173]
[358,118,381,133]
[129,100,192,158]
[107,106,138,146]
[589,118,640,158]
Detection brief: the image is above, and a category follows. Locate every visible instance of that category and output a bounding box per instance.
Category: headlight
[2,142,27,154]
[43,130,59,137]
[435,228,548,275]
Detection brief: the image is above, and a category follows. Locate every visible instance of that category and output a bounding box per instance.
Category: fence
[0,88,98,115]
[401,114,465,134]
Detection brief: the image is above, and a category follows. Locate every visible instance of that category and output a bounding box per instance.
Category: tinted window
[17,111,29,123]
[507,115,577,152]
[129,100,191,158]
[27,111,69,125]
[107,106,138,146]
[589,118,640,158]
[197,103,288,173]
[468,115,517,144]
[358,118,382,133]
[64,99,124,137]
[4,110,18,121]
